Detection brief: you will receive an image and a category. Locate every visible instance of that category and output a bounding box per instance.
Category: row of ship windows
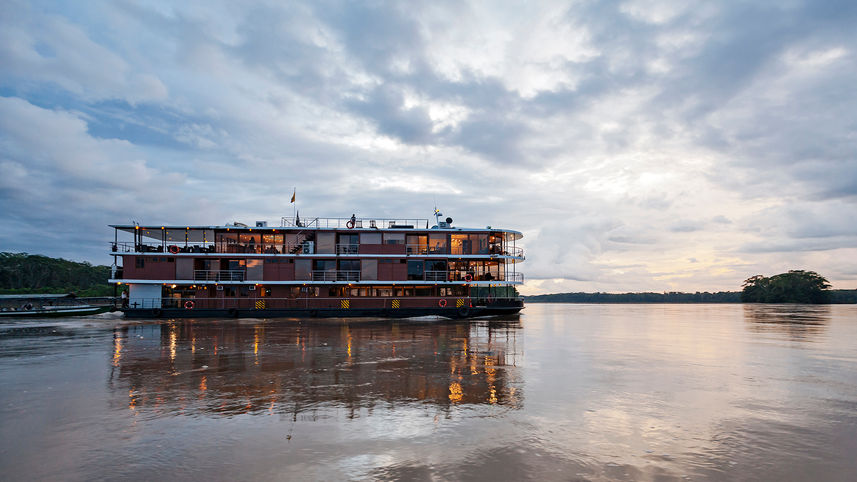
[168,285,470,298]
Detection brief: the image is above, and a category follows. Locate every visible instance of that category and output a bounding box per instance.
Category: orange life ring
[169,245,179,254]
[464,274,473,282]
[438,299,447,308]
[184,300,194,309]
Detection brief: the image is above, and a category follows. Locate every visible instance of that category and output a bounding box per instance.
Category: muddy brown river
[1,304,856,480]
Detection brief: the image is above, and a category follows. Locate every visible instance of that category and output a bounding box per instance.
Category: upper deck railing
[281,216,429,229]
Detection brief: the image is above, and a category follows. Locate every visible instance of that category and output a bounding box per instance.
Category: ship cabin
[109,216,524,318]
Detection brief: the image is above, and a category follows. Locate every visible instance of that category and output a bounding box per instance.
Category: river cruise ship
[108,214,524,318]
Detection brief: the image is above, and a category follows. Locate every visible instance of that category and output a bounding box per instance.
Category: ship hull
[122,302,523,320]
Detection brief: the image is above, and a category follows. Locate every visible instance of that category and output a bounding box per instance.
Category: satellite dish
[446,217,453,224]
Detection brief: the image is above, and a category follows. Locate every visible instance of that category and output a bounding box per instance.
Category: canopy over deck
[111,218,523,241]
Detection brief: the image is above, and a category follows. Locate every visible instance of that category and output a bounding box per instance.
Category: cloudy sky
[1,0,855,294]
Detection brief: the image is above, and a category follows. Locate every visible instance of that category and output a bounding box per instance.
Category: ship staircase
[286,217,319,254]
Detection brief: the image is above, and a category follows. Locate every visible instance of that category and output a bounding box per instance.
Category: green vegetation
[741,270,831,303]
[525,291,741,303]
[0,252,114,297]
[526,284,857,304]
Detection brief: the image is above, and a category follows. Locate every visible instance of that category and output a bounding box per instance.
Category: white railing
[311,270,361,281]
[281,216,429,229]
[424,270,448,281]
[193,270,246,281]
[336,243,359,254]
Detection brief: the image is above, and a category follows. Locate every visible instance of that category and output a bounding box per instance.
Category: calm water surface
[1,304,856,481]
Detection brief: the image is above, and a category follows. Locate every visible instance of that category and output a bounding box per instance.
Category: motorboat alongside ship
[0,294,113,318]
[109,212,525,319]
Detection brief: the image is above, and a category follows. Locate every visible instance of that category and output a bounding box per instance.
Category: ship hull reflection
[110,319,523,417]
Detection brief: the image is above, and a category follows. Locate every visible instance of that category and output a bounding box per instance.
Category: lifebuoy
[184,300,194,309]
[438,299,447,308]
[464,273,473,282]
[346,220,355,229]
[169,245,179,254]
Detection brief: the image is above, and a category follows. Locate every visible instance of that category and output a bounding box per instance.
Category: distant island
[525,290,857,304]
[740,270,833,303]
[526,270,857,304]
[0,252,113,297]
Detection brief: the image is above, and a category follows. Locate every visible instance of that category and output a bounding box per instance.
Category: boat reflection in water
[109,318,523,418]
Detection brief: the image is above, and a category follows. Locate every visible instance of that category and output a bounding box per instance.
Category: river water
[1,304,856,481]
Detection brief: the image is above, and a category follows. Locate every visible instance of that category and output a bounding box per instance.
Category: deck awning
[112,226,215,243]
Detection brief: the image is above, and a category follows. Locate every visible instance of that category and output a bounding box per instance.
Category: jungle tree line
[0,252,113,296]
[741,270,831,303]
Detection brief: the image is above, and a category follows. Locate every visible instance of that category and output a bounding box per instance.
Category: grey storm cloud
[1,0,856,292]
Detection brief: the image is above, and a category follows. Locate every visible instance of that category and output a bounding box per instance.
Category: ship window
[407,260,424,280]
[136,257,145,268]
[428,233,447,253]
[295,259,312,280]
[217,233,239,253]
[415,286,433,297]
[406,235,427,254]
[451,234,471,255]
[361,259,378,281]
[384,232,405,245]
[338,260,360,271]
[374,286,393,297]
[316,232,336,254]
[338,234,358,244]
[360,232,381,244]
[472,234,489,254]
[314,260,337,271]
[426,260,447,271]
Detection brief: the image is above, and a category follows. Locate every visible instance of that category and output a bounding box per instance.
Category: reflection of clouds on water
[108,320,524,418]
[743,304,831,340]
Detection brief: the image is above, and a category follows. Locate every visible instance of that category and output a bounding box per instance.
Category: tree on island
[741,270,831,303]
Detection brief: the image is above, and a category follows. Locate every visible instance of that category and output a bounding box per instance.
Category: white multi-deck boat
[108,213,524,318]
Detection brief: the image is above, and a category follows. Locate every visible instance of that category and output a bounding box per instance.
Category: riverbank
[525,289,857,303]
